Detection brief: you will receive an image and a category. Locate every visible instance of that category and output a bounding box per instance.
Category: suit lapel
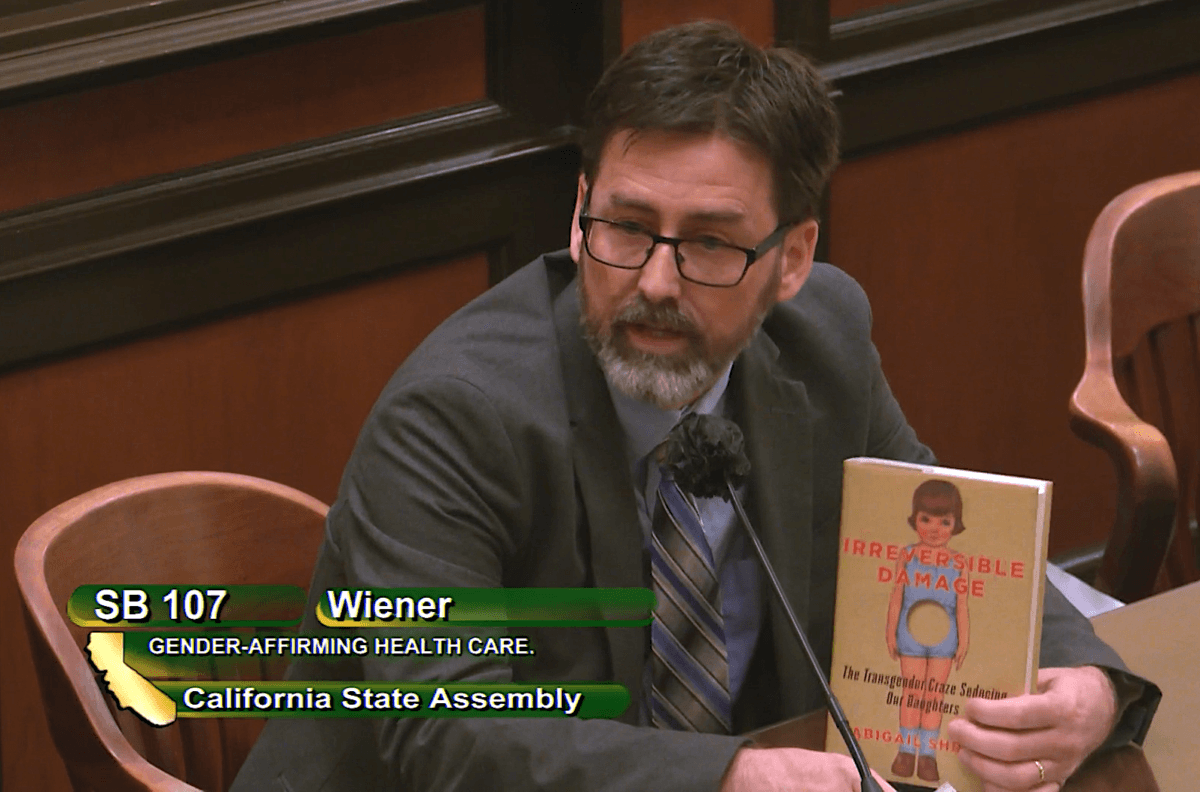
[553,283,647,724]
[550,271,822,721]
[732,330,818,718]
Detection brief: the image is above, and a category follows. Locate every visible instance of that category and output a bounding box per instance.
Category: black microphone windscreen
[661,413,751,499]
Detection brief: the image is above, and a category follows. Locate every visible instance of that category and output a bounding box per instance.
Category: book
[825,457,1051,792]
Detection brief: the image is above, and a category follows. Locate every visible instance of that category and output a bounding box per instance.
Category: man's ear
[775,218,819,303]
[569,174,588,264]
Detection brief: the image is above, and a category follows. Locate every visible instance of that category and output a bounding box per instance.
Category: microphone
[662,413,885,792]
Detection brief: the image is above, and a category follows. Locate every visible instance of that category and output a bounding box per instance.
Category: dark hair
[580,21,840,224]
[908,480,966,535]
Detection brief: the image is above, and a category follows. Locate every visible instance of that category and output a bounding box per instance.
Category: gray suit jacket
[234,250,1136,791]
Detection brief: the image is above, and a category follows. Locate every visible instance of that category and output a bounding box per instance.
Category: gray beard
[592,338,718,410]
[578,277,774,409]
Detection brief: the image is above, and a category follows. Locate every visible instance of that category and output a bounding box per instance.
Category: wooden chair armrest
[16,512,202,791]
[1070,368,1179,602]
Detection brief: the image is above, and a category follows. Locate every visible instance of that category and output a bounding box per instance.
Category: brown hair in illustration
[907,479,966,535]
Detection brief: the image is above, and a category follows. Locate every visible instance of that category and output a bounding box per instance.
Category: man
[235,21,1155,792]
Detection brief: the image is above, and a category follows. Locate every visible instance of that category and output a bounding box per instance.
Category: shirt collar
[607,363,734,466]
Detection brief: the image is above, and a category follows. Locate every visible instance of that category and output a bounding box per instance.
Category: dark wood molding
[774,0,830,60]
[0,102,519,285]
[599,0,623,66]
[485,0,614,129]
[828,0,1189,75]
[0,0,617,372]
[0,131,579,373]
[19,0,1199,372]
[0,0,485,108]
[829,0,1059,58]
[776,0,1200,156]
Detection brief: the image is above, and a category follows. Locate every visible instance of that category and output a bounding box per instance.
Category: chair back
[1071,170,1200,601]
[14,471,328,791]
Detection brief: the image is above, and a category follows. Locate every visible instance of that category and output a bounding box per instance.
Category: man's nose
[636,241,683,301]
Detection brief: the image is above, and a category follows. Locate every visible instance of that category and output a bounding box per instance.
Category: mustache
[610,296,698,336]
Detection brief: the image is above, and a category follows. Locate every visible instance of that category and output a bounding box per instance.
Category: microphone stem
[725,478,883,792]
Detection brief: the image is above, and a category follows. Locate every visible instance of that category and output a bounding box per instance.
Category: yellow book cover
[825,458,1051,792]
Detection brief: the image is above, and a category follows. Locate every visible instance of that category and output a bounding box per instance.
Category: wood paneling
[0,3,600,788]
[0,4,486,214]
[829,69,1200,557]
[621,0,773,48]
[0,0,607,373]
[822,0,1200,156]
[1,252,489,791]
[831,0,903,19]
[0,0,483,108]
[0,130,578,371]
[6,0,75,12]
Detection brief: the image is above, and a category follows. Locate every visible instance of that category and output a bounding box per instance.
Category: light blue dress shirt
[605,366,764,717]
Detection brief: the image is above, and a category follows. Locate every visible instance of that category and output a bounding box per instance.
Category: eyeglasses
[577,212,794,288]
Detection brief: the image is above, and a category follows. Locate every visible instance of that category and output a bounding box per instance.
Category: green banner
[316,588,654,627]
[156,681,629,719]
[69,585,305,627]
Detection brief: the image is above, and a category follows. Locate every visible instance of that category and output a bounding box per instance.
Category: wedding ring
[1034,759,1046,783]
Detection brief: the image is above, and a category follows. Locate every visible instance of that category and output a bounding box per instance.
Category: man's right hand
[720,747,898,792]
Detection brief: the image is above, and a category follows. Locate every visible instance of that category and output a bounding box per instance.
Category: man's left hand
[946,666,1117,791]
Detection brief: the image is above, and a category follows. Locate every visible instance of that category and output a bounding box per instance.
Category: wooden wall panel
[0,253,489,791]
[830,0,902,18]
[0,3,599,787]
[0,4,486,214]
[831,0,903,19]
[7,0,72,13]
[829,69,1200,557]
[621,0,774,48]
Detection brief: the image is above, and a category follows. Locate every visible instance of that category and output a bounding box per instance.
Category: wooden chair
[14,471,328,791]
[1070,170,1200,603]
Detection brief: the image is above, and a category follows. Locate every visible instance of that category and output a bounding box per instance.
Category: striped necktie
[649,468,732,733]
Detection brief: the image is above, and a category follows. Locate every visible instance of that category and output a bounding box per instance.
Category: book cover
[825,458,1051,792]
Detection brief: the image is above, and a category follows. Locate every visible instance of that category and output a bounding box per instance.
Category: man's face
[570,129,819,409]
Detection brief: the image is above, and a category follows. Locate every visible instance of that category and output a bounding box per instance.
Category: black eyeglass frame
[577,211,796,288]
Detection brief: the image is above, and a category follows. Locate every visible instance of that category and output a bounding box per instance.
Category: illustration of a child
[885,479,970,783]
